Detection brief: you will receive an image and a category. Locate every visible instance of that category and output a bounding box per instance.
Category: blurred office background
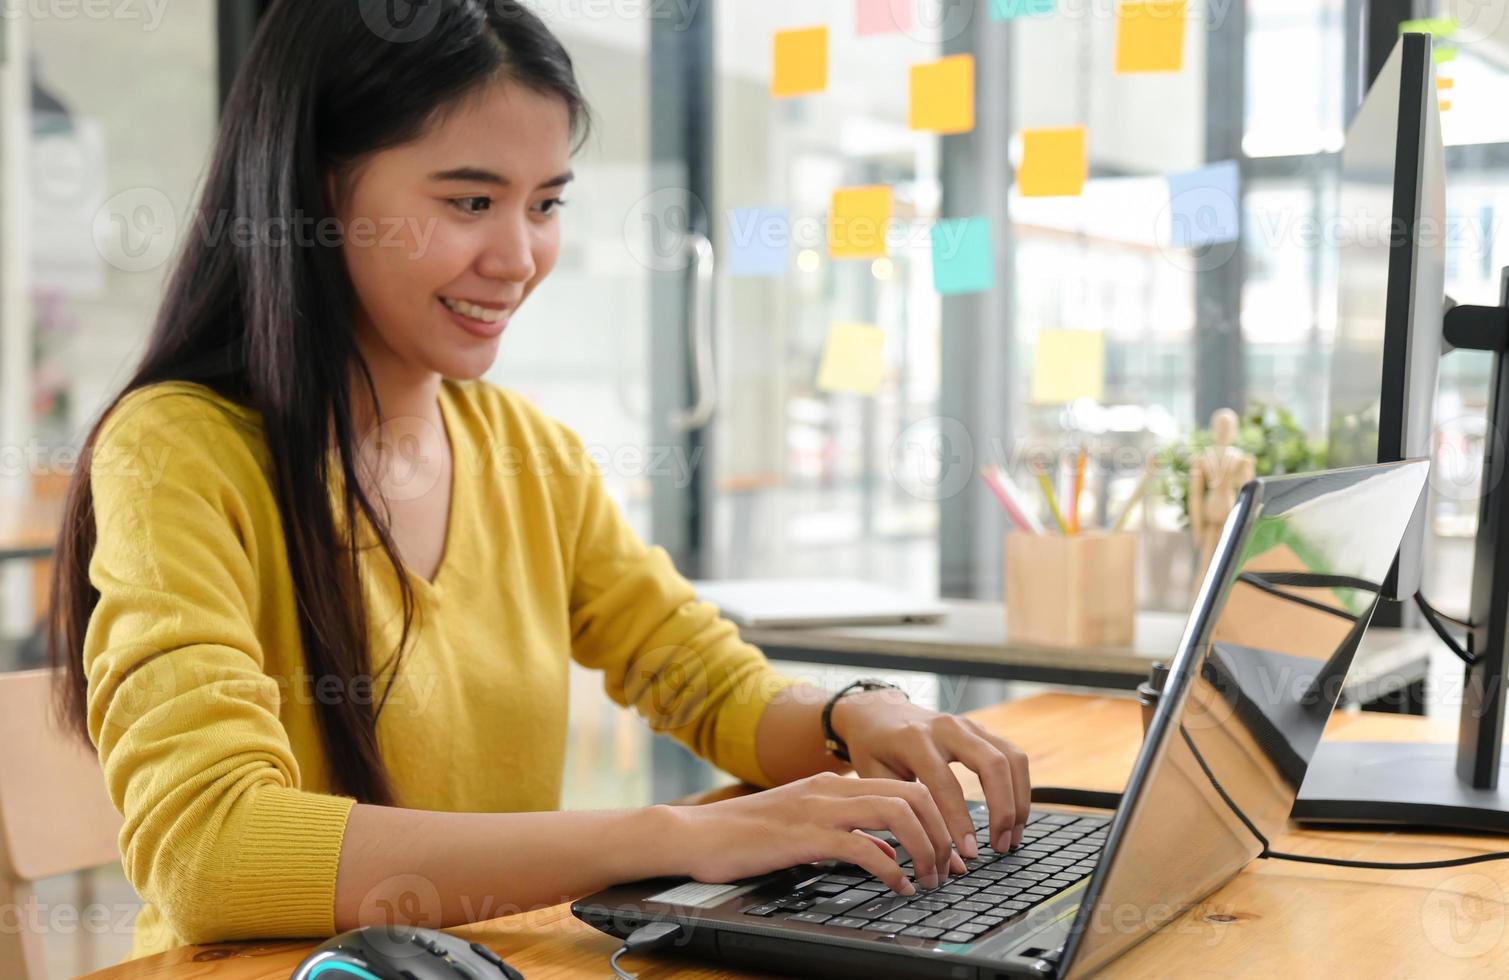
[2,0,1506,973]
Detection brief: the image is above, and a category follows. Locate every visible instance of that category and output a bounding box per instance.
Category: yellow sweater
[82,379,801,960]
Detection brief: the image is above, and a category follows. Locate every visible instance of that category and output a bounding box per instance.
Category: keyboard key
[922,909,975,930]
[974,915,1004,928]
[852,895,913,920]
[885,908,933,924]
[810,889,876,916]
[822,874,865,886]
[825,916,868,929]
[911,899,949,911]
[862,920,906,934]
[743,904,780,916]
[901,925,945,939]
[939,930,978,943]
[853,881,889,893]
[788,911,832,924]
[810,882,850,895]
[778,899,814,911]
[954,901,992,914]
[997,900,1033,913]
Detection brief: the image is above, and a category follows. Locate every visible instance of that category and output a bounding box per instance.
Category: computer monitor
[1326,32,1445,601]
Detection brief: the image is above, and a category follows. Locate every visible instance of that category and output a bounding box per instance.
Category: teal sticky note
[990,0,1055,18]
[932,217,994,295]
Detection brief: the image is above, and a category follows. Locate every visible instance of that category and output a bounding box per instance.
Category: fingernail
[901,881,917,896]
[919,873,940,890]
[963,840,979,859]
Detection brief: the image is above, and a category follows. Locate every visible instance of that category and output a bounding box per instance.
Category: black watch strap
[821,678,904,763]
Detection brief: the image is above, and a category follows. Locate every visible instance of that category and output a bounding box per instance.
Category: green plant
[1154,402,1328,528]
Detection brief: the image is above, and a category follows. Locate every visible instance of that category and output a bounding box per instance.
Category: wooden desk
[84,693,1507,979]
[746,599,1433,713]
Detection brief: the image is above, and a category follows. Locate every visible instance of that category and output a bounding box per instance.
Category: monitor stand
[1293,269,1509,832]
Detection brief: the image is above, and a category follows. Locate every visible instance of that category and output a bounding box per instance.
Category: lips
[438,296,512,339]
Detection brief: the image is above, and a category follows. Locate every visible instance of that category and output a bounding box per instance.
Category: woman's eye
[451,196,492,215]
[534,198,567,216]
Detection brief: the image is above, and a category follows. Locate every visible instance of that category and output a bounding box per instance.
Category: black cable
[1417,592,1472,631]
[1414,592,1477,666]
[609,921,683,980]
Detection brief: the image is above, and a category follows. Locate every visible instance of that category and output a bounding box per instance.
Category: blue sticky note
[727,207,790,277]
[990,0,1055,18]
[1166,161,1240,248]
[932,217,995,295]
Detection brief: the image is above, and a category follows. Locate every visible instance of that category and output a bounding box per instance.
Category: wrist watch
[821,678,906,763]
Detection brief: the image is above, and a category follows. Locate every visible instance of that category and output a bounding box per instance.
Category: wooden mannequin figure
[1188,408,1255,584]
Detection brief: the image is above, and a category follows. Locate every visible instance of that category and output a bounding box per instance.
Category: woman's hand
[830,689,1031,857]
[673,771,970,894]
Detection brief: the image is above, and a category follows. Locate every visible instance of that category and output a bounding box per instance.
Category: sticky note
[1031,330,1105,405]
[1438,77,1454,90]
[1115,0,1187,74]
[1399,17,1457,38]
[990,0,1055,17]
[1435,45,1458,64]
[1016,127,1088,198]
[726,207,789,278]
[1166,161,1239,249]
[857,0,911,36]
[910,54,975,134]
[829,185,892,259]
[1441,100,1453,112]
[773,27,828,98]
[931,217,994,295]
[817,322,887,395]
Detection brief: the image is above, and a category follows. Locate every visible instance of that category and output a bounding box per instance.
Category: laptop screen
[1062,461,1430,976]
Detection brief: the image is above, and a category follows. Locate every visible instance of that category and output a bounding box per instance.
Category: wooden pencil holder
[1004,531,1137,648]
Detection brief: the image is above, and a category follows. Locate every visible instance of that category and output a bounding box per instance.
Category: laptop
[577,461,1430,978]
[690,578,948,628]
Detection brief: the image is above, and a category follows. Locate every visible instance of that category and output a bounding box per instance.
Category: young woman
[48,0,1030,960]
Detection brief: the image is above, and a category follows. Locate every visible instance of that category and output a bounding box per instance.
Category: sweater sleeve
[557,431,803,789]
[82,391,355,946]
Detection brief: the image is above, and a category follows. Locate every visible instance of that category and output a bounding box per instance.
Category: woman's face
[329,80,574,382]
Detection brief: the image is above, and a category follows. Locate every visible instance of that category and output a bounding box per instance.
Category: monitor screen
[1326,33,1444,598]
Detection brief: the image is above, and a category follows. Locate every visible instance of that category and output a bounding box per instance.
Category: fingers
[970,725,1032,848]
[835,829,914,895]
[838,793,945,890]
[909,748,981,862]
[935,717,1022,852]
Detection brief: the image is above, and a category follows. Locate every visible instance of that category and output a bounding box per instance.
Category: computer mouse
[290,924,524,980]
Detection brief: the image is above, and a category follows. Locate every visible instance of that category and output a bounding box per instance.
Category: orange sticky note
[1115,0,1187,73]
[1017,127,1088,198]
[817,322,887,395]
[829,185,893,259]
[773,26,828,98]
[910,54,975,134]
[1438,76,1455,90]
[1441,100,1453,112]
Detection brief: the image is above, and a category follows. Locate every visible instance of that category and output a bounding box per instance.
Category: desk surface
[85,693,1506,979]
[745,599,1432,704]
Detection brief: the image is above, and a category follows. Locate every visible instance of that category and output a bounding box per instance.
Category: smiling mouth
[440,296,510,324]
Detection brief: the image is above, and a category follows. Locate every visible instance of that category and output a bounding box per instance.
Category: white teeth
[442,297,506,324]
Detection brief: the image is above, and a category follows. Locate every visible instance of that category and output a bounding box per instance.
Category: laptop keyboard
[741,810,1109,945]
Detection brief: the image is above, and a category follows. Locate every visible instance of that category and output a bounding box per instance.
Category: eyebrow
[428,167,575,189]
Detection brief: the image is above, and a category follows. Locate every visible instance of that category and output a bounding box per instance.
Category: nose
[476,213,537,285]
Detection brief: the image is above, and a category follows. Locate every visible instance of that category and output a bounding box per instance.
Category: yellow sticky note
[910,54,975,134]
[829,185,893,259]
[1115,0,1187,73]
[1441,100,1453,112]
[1438,76,1455,91]
[1017,127,1088,198]
[817,322,887,395]
[1031,330,1105,404]
[773,26,828,98]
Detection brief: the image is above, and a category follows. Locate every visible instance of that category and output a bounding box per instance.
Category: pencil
[1111,470,1154,532]
[1036,470,1070,536]
[992,465,1047,535]
[980,468,1033,533]
[1069,449,1087,535]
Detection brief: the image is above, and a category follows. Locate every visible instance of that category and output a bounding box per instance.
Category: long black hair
[49,0,590,806]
